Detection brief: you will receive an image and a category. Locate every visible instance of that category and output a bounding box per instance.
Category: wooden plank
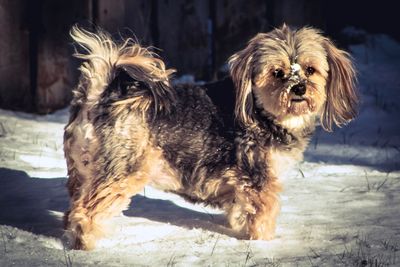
[95,0,125,34]
[0,0,31,111]
[123,0,153,44]
[34,0,91,113]
[271,0,325,29]
[214,0,269,77]
[157,0,209,79]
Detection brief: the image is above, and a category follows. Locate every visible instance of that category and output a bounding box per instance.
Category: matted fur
[64,25,357,250]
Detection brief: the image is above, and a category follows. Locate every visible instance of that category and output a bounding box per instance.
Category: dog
[63,24,357,250]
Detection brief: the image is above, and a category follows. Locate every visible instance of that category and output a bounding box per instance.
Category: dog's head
[229,25,357,131]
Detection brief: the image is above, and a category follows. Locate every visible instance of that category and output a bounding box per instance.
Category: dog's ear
[321,39,358,131]
[228,41,257,126]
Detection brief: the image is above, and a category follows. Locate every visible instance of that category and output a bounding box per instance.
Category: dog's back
[149,83,236,191]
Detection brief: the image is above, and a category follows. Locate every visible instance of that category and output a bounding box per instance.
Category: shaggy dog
[64,25,357,250]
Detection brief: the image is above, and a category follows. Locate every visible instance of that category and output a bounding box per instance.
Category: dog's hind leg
[65,118,152,250]
[66,170,149,250]
[63,166,83,230]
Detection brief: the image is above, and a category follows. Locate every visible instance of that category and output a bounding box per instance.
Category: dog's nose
[291,83,306,96]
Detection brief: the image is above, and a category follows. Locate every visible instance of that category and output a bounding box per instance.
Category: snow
[1,32,400,266]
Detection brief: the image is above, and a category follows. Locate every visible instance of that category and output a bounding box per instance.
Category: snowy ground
[0,32,399,266]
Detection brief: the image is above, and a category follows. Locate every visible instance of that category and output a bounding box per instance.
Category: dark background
[0,0,398,113]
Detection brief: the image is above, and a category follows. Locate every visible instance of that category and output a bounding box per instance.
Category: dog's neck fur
[279,115,314,132]
[253,104,315,142]
[203,77,315,189]
[229,102,312,189]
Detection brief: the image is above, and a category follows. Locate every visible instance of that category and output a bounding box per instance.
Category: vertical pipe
[150,0,159,47]
[28,0,42,111]
[208,0,216,80]
[265,0,275,29]
[91,0,99,28]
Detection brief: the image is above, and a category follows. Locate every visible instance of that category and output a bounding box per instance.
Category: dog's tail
[70,26,176,115]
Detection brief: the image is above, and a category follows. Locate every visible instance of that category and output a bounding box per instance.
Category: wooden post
[270,0,325,29]
[157,0,209,79]
[207,0,217,80]
[94,0,125,34]
[35,0,91,113]
[0,0,31,111]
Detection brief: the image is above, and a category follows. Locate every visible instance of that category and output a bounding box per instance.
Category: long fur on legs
[64,25,357,249]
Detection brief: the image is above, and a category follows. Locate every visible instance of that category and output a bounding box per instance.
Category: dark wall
[0,0,30,111]
[34,0,91,113]
[0,0,398,113]
[325,0,399,43]
[0,0,90,113]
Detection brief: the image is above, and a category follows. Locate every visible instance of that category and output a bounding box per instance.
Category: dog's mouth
[279,89,317,116]
[287,96,311,115]
[289,95,308,105]
[290,96,306,103]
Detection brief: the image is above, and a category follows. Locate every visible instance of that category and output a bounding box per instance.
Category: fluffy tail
[70,26,176,115]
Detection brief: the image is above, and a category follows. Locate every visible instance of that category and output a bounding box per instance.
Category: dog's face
[229,25,357,131]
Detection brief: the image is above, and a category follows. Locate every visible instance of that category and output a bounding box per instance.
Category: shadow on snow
[0,168,231,240]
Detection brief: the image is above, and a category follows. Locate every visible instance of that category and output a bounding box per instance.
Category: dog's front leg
[227,175,282,240]
[247,176,282,240]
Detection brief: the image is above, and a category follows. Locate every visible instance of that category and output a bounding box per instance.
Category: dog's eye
[273,69,285,79]
[306,66,315,76]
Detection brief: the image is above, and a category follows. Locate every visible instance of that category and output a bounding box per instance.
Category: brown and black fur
[64,25,357,250]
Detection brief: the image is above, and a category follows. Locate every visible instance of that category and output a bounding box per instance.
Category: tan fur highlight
[70,26,175,109]
[321,39,358,131]
[228,43,256,126]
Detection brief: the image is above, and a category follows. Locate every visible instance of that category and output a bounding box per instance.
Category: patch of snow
[0,31,400,266]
